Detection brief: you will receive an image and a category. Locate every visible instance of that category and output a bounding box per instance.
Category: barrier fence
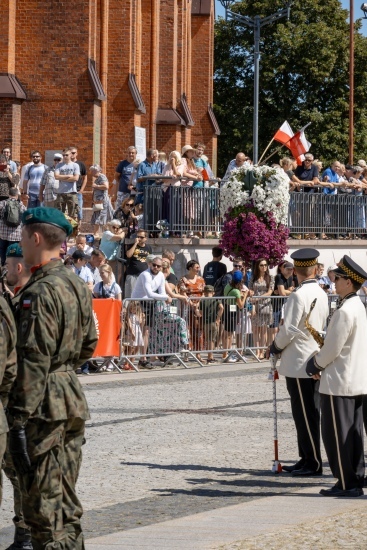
[88,293,366,373]
[143,184,221,235]
[142,186,367,236]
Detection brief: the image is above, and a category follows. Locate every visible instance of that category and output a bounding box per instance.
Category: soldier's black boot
[5,527,33,550]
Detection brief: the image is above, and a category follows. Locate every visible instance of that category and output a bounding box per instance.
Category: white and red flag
[273,121,294,146]
[289,127,311,161]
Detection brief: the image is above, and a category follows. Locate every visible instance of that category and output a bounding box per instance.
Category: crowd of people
[58,239,354,371]
[3,144,367,241]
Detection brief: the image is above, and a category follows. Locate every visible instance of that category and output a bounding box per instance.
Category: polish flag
[288,126,311,161]
[273,121,294,146]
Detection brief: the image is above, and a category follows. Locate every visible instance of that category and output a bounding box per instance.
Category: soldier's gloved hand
[9,427,31,475]
[306,356,322,377]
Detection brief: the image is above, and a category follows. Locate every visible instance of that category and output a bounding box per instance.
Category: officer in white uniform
[306,255,367,497]
[268,248,329,476]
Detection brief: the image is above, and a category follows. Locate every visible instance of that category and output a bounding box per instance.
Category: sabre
[268,353,282,473]
[268,322,322,474]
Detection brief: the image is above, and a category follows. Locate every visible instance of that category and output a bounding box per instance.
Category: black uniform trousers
[285,376,322,471]
[362,395,367,435]
[321,394,365,490]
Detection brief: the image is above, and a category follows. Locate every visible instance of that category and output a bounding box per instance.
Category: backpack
[3,199,21,227]
[214,273,227,297]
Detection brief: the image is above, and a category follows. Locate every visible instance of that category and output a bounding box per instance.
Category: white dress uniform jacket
[275,281,329,378]
[315,296,367,396]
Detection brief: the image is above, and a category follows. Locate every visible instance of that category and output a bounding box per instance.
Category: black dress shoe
[320,486,364,497]
[291,467,323,477]
[282,459,305,473]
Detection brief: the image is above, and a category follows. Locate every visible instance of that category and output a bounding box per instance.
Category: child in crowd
[197,285,223,364]
[124,301,145,359]
[93,264,122,299]
[133,203,144,234]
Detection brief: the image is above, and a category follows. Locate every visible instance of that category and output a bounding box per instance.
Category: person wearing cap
[71,249,93,291]
[6,207,97,549]
[0,187,26,266]
[181,145,203,186]
[267,248,329,477]
[39,153,63,208]
[306,256,367,497]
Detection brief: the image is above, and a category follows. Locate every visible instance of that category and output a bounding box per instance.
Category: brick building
[0,0,220,180]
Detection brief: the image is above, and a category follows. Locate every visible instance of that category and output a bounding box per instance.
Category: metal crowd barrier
[142,186,367,236]
[88,293,367,373]
[117,296,254,371]
[143,184,221,235]
[288,191,367,235]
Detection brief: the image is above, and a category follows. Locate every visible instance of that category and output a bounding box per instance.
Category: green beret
[6,243,23,258]
[22,207,73,237]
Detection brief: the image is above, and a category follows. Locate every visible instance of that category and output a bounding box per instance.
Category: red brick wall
[0,1,217,180]
[191,10,216,172]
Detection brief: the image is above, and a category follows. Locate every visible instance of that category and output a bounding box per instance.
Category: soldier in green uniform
[0,293,19,537]
[3,244,32,550]
[7,207,98,550]
[0,294,18,507]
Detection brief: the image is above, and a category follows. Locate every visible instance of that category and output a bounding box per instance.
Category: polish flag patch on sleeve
[22,299,31,309]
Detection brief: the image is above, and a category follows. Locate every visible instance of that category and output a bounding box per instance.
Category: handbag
[258,298,272,316]
[93,201,104,212]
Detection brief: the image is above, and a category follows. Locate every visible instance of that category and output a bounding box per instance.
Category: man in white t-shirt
[131,257,170,368]
[54,148,80,219]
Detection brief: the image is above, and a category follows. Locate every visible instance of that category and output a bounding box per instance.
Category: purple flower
[220,207,289,267]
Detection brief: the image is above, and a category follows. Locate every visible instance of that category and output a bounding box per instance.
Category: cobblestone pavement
[0,363,365,548]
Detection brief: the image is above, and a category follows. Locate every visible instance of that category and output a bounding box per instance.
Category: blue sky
[215,1,367,35]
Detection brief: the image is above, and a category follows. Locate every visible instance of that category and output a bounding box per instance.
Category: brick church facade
[0,0,219,178]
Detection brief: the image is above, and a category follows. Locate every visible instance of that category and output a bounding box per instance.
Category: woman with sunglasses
[113,197,138,237]
[249,259,274,359]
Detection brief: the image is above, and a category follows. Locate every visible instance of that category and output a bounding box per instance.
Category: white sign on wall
[134,127,146,160]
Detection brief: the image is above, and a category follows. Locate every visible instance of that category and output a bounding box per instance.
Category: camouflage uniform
[9,260,98,550]
[3,289,31,546]
[0,296,18,504]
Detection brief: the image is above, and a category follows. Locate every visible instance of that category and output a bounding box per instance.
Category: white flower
[220,164,290,224]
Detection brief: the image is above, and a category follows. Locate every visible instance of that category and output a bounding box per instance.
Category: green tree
[214,0,367,175]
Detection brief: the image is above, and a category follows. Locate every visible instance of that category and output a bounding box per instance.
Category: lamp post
[349,0,354,164]
[219,1,291,164]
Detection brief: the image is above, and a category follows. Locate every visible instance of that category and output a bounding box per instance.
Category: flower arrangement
[220,165,290,267]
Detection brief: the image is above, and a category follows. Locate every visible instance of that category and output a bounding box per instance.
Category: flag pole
[259,143,286,165]
[257,138,274,164]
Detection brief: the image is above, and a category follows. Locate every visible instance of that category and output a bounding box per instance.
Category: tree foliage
[214,0,367,175]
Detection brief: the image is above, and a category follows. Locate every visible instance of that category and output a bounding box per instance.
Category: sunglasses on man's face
[152,263,162,268]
